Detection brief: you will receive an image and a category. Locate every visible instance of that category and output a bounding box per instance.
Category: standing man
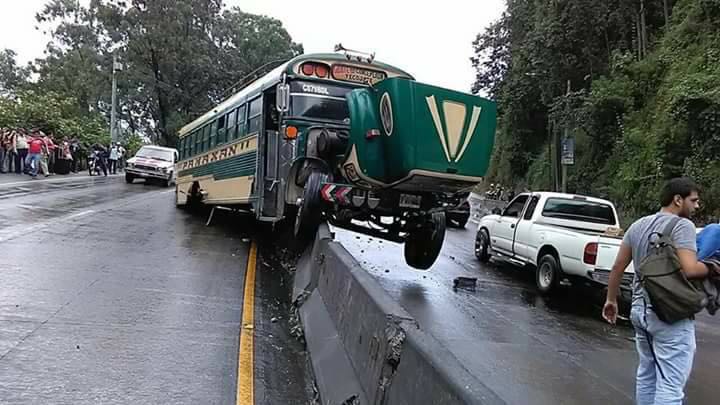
[108,142,120,175]
[15,130,29,174]
[118,143,126,172]
[70,138,81,173]
[4,129,17,174]
[603,177,708,404]
[26,134,45,179]
[0,129,7,173]
[39,133,55,177]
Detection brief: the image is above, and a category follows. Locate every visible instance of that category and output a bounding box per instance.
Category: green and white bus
[176,48,497,269]
[174,50,413,220]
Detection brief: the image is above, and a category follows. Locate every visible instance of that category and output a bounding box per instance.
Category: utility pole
[110,55,119,144]
[561,79,571,193]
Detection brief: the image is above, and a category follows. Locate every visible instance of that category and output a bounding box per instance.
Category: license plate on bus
[399,194,421,209]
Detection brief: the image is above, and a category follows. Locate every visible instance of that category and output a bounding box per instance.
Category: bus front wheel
[294,171,328,240]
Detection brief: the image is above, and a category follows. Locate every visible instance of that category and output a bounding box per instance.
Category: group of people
[88,142,127,176]
[484,183,515,201]
[0,128,78,178]
[0,128,127,179]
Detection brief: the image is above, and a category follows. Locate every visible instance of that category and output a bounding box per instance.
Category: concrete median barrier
[292,224,505,405]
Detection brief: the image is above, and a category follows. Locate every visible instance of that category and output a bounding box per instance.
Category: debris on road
[453,276,477,291]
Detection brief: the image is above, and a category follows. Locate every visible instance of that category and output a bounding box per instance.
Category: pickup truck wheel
[536,254,561,294]
[404,212,446,270]
[475,230,490,263]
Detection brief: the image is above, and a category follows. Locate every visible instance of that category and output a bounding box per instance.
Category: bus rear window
[541,198,616,225]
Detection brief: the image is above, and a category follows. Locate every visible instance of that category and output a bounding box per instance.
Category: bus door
[258,88,283,220]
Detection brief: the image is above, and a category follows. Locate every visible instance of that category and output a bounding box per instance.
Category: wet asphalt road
[0,175,312,404]
[334,223,720,405]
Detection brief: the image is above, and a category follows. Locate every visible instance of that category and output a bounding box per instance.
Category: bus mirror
[276,84,290,113]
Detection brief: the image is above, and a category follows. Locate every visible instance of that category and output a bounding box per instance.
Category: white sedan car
[125,145,178,187]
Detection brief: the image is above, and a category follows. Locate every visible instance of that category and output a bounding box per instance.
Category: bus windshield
[291,96,349,121]
[289,81,352,122]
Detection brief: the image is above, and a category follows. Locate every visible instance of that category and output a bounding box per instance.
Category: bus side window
[236,105,247,138]
[223,110,235,143]
[180,137,186,159]
[228,108,236,128]
[210,120,218,149]
[217,116,226,145]
[248,97,261,134]
[202,125,210,152]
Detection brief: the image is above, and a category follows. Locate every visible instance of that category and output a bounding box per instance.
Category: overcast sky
[0,0,505,93]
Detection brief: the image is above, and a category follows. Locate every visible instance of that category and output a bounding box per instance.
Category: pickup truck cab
[475,192,633,295]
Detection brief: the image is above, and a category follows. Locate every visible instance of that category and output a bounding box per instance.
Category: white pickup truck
[474,192,634,296]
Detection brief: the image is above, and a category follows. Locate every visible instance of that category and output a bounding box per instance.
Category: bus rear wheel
[294,171,328,240]
[404,212,446,270]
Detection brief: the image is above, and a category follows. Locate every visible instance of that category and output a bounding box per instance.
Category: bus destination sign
[332,64,387,85]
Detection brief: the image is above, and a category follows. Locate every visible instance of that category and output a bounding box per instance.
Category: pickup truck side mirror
[492,207,502,215]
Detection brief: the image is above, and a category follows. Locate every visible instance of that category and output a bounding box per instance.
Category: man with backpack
[603,177,709,405]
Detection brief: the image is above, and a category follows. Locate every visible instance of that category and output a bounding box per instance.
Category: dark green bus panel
[345,77,497,191]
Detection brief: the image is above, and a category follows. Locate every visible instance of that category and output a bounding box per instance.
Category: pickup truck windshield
[541,198,616,225]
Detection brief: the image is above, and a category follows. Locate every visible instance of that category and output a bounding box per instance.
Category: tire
[175,185,184,208]
[162,178,170,188]
[456,216,469,229]
[294,171,328,240]
[536,254,561,295]
[475,229,490,263]
[404,212,446,270]
[125,173,134,184]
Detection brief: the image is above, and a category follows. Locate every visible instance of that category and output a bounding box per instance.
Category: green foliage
[27,0,302,147]
[122,132,145,157]
[474,0,720,223]
[0,50,29,95]
[0,89,109,145]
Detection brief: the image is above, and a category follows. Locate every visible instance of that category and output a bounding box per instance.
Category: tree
[32,0,303,147]
[473,0,720,222]
[0,49,29,95]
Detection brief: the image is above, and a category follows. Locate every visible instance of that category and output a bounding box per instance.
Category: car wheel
[456,216,469,229]
[536,254,561,295]
[475,229,490,263]
[404,212,446,270]
[125,173,134,184]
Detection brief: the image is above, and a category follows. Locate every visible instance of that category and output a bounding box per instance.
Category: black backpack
[637,216,708,323]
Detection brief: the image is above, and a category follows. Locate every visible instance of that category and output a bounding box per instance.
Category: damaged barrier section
[292,224,505,405]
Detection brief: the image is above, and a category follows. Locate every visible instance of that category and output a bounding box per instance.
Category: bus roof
[177,52,414,138]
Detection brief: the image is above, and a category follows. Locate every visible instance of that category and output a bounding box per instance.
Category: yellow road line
[237,242,257,405]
